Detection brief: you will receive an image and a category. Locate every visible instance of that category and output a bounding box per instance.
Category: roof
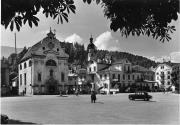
[132,65,154,73]
[112,58,130,65]
[20,31,69,62]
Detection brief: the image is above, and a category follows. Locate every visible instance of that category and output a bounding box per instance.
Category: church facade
[18,29,69,95]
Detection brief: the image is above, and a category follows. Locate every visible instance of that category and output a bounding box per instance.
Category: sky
[1,1,180,63]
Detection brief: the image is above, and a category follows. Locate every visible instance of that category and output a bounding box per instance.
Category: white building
[18,29,69,95]
[154,64,172,89]
[86,36,144,94]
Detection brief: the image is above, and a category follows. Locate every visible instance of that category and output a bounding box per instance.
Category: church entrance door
[46,77,58,95]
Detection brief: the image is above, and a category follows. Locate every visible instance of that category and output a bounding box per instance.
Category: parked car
[1,114,9,124]
[128,91,152,101]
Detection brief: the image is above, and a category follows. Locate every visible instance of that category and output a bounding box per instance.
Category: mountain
[0,46,23,58]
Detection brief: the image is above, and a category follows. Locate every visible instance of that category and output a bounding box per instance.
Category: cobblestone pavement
[1,93,179,124]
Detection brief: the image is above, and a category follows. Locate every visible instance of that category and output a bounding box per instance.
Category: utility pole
[15,32,17,55]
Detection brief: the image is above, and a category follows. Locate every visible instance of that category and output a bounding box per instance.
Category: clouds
[148,51,180,63]
[94,31,121,51]
[65,33,83,44]
[170,51,180,63]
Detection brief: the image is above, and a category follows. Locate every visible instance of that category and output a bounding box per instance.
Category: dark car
[129,91,152,101]
[1,114,9,124]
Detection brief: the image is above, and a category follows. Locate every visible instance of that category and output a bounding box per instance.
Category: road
[1,93,179,124]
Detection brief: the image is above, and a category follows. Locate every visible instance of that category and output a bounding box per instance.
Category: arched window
[24,62,27,69]
[46,59,57,66]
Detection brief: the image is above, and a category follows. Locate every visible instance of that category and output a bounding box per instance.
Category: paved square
[1,93,180,124]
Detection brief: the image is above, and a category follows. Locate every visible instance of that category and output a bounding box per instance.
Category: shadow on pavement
[131,100,156,102]
[95,101,104,104]
[8,119,36,124]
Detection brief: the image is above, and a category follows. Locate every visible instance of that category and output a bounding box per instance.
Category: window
[94,66,96,72]
[24,62,27,69]
[132,75,134,80]
[42,47,45,50]
[137,75,140,80]
[24,73,26,85]
[100,75,102,79]
[128,66,130,72]
[104,83,107,88]
[118,74,120,81]
[105,74,107,79]
[57,48,59,51]
[112,74,115,79]
[89,67,91,72]
[168,81,170,85]
[50,69,53,77]
[168,76,170,79]
[38,73,41,81]
[123,74,125,80]
[20,64,22,70]
[157,77,159,80]
[29,60,32,67]
[161,66,164,69]
[168,71,170,74]
[20,74,22,86]
[61,72,65,82]
[46,59,57,66]
[128,75,130,80]
[156,72,159,75]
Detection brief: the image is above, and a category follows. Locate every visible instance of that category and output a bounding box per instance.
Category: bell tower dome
[87,35,96,61]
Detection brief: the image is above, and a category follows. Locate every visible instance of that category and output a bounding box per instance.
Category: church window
[38,73,41,81]
[24,62,27,69]
[20,74,22,86]
[29,60,32,67]
[24,73,26,85]
[57,48,59,51]
[50,69,53,77]
[46,59,57,66]
[20,64,22,70]
[61,72,65,82]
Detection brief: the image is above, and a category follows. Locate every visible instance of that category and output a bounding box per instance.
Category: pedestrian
[91,91,96,103]
[59,90,62,96]
[75,89,79,96]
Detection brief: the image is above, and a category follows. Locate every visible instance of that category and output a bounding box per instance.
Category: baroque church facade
[18,29,69,95]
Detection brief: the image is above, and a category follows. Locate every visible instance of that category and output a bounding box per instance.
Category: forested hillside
[61,42,157,69]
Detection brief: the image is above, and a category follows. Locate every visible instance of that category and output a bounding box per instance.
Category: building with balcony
[154,64,172,90]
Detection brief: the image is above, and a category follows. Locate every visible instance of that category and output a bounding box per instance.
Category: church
[18,29,69,95]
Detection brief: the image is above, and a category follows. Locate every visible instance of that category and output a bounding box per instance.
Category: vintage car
[128,91,152,101]
[1,114,9,124]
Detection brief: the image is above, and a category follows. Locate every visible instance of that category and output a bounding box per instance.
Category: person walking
[91,91,96,103]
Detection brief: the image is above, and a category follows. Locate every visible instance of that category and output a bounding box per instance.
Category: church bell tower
[87,35,96,61]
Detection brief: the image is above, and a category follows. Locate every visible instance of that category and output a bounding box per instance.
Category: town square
[1,0,180,124]
[1,93,179,124]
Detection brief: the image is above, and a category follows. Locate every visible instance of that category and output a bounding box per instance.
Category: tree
[1,0,76,31]
[1,0,179,42]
